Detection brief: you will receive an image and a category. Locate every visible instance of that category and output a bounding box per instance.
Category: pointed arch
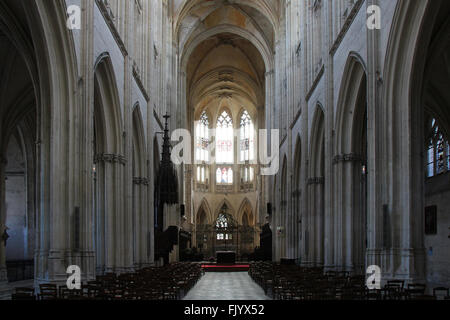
[335,55,367,156]
[310,105,325,178]
[216,109,234,164]
[333,54,368,274]
[214,198,235,220]
[382,0,450,284]
[238,198,254,226]
[94,54,123,154]
[307,104,325,267]
[131,104,147,267]
[132,104,146,177]
[196,198,213,225]
[0,0,82,284]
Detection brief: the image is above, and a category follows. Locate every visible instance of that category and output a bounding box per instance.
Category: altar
[216,251,236,264]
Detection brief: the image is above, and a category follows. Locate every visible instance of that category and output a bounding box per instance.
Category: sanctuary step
[201,264,250,272]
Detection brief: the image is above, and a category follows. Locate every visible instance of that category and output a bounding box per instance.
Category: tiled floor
[183,272,270,300]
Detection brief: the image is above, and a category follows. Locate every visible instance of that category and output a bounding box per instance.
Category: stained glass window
[240,110,254,162]
[216,111,234,164]
[196,111,210,163]
[197,165,208,183]
[216,167,233,184]
[241,166,254,183]
[216,213,229,229]
[216,233,232,240]
[426,118,450,178]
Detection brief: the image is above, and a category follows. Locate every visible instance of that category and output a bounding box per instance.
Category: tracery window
[216,167,233,184]
[216,213,229,229]
[241,166,254,183]
[196,166,209,184]
[240,110,255,162]
[216,111,234,164]
[215,212,233,241]
[196,111,210,163]
[426,118,450,178]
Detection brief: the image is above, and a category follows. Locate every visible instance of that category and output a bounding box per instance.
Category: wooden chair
[383,280,404,300]
[433,287,449,300]
[12,287,35,300]
[405,283,426,300]
[38,283,58,300]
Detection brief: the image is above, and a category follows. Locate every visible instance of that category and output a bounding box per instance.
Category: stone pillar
[314,178,324,267]
[133,177,150,268]
[323,0,335,273]
[78,0,96,282]
[264,69,275,261]
[0,154,9,297]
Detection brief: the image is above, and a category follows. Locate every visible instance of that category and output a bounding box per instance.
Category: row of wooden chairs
[11,262,203,300]
[249,262,450,301]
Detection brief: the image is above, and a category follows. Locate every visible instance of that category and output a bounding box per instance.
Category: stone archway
[308,105,325,268]
[0,0,80,292]
[93,55,125,274]
[131,105,149,269]
[333,55,368,274]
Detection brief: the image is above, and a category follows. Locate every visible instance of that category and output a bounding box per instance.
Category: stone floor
[183,272,270,300]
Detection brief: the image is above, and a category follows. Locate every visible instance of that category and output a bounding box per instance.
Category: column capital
[133,177,149,186]
[307,177,324,185]
[94,153,127,166]
[332,153,362,164]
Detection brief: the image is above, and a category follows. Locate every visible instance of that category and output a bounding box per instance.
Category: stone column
[305,178,315,266]
[314,178,324,267]
[0,154,8,284]
[79,0,96,281]
[123,0,136,274]
[323,0,335,272]
[365,0,391,279]
[264,69,275,261]
[133,177,149,268]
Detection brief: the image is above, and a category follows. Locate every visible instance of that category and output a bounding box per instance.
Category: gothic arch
[310,105,325,179]
[333,54,368,273]
[238,198,254,226]
[177,1,276,72]
[132,105,146,178]
[132,104,147,267]
[382,0,450,284]
[335,55,367,155]
[94,54,123,154]
[175,0,278,36]
[182,25,274,74]
[307,105,325,267]
[93,54,126,274]
[0,0,80,284]
[214,198,235,221]
[215,105,234,126]
[196,199,213,226]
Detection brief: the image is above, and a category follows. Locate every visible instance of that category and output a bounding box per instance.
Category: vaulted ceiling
[175,0,280,123]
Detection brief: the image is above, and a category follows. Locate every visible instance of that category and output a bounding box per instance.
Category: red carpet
[201,264,250,272]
